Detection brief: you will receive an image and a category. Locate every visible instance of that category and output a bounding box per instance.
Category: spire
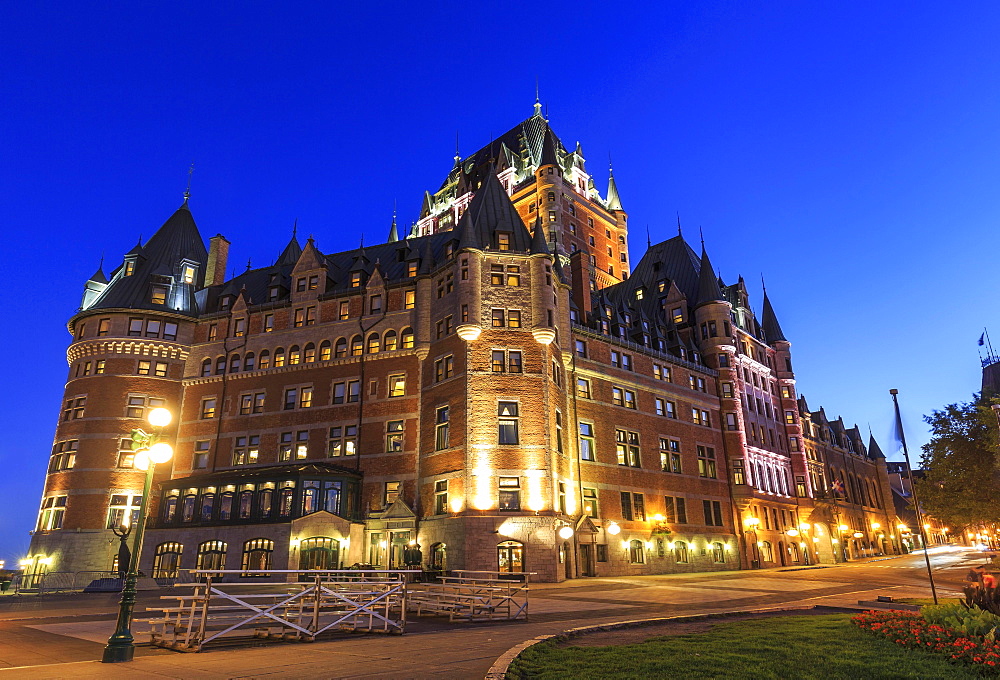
[761,283,788,342]
[677,212,682,237]
[646,225,651,249]
[388,203,399,242]
[533,78,542,117]
[606,161,623,211]
[695,245,725,307]
[530,215,550,255]
[276,223,302,267]
[868,435,886,460]
[182,162,194,208]
[539,128,559,167]
[418,237,435,276]
[88,258,108,284]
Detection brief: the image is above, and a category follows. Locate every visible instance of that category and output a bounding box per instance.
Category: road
[0,546,980,679]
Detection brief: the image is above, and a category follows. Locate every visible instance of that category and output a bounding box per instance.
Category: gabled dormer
[291,238,326,302]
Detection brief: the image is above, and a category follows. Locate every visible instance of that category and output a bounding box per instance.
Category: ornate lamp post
[102,407,173,664]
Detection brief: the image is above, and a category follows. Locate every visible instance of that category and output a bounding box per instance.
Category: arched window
[789,541,801,562]
[289,345,301,365]
[759,540,774,563]
[257,485,274,519]
[712,542,726,563]
[383,330,398,352]
[334,338,347,358]
[241,538,274,577]
[367,333,380,354]
[673,540,689,564]
[319,341,331,361]
[215,356,226,375]
[302,480,321,514]
[274,348,286,367]
[401,328,414,349]
[497,540,523,573]
[304,343,316,363]
[299,537,340,570]
[196,540,227,573]
[244,352,255,371]
[630,539,646,564]
[201,358,212,377]
[431,542,447,571]
[258,350,271,370]
[350,335,363,356]
[229,353,241,372]
[152,542,184,578]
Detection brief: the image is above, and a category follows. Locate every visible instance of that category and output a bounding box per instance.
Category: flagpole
[890,388,938,604]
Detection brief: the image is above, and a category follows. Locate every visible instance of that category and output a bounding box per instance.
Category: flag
[980,332,986,347]
[831,479,845,495]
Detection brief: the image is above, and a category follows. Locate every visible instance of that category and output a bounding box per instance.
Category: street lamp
[102,407,173,664]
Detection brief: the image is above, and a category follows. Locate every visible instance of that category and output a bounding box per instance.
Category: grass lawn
[507,614,983,679]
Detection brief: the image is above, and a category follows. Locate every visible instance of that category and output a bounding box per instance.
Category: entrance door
[563,542,572,579]
[778,541,787,566]
[300,537,340,572]
[579,544,595,576]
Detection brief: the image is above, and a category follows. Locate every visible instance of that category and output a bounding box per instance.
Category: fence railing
[142,569,416,651]
[407,570,533,622]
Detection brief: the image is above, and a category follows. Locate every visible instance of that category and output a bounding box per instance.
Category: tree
[917,394,1000,533]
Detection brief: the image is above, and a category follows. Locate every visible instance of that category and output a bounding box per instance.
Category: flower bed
[853,609,1000,669]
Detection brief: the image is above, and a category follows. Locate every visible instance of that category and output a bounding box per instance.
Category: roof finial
[699,226,705,250]
[246,258,252,273]
[676,212,682,236]
[646,224,651,249]
[292,218,298,240]
[183,162,194,203]
[99,252,104,270]
[534,77,542,116]
[455,132,461,163]
[761,273,767,295]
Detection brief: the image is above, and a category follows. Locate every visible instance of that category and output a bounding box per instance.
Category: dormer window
[182,265,196,284]
[296,278,307,292]
[445,243,454,258]
[308,275,318,290]
[268,286,280,301]
[151,285,168,305]
[351,272,362,288]
[407,262,418,278]
[635,289,644,301]
[497,233,511,251]
[124,261,135,277]
[220,296,231,311]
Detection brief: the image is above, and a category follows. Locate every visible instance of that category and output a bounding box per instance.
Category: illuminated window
[629,539,645,564]
[37,495,67,530]
[385,420,404,452]
[388,374,405,397]
[384,481,401,506]
[434,480,448,514]
[404,290,415,309]
[201,397,216,419]
[107,494,142,529]
[697,446,717,478]
[232,435,260,465]
[576,378,591,399]
[498,478,521,511]
[497,232,511,251]
[435,406,450,450]
[383,330,397,351]
[151,285,168,305]
[194,441,210,469]
[616,429,641,467]
[579,422,596,461]
[401,328,414,348]
[327,425,357,457]
[153,542,184,578]
[660,438,681,473]
[498,402,519,444]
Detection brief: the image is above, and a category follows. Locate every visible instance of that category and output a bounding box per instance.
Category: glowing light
[786,529,799,537]
[558,526,574,540]
[871,522,881,530]
[799,541,807,548]
[621,540,630,550]
[408,539,417,546]
[497,519,518,538]
[456,324,482,342]
[133,450,150,471]
[290,538,301,548]
[852,532,864,538]
[744,517,761,528]
[756,540,764,547]
[897,524,908,531]
[645,541,654,550]
[40,557,53,566]
[923,523,931,530]
[473,464,492,510]
[450,498,464,513]
[812,537,820,543]
[18,559,31,568]
[667,542,675,550]
[606,521,621,536]
[565,484,577,515]
[147,407,172,428]
[831,538,840,544]
[799,523,811,532]
[379,540,388,549]
[838,524,849,532]
[147,442,173,464]
[652,514,665,522]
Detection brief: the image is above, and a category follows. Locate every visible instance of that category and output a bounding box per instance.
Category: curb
[484,605,857,679]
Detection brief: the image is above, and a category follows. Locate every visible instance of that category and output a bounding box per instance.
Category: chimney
[205,234,230,287]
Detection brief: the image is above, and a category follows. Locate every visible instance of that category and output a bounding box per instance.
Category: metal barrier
[142,570,416,651]
[408,570,532,622]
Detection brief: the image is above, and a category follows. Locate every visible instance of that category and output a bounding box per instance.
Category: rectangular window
[278,432,294,461]
[233,435,261,465]
[404,290,415,309]
[615,429,641,467]
[620,491,633,521]
[796,475,807,497]
[435,480,449,514]
[435,406,450,450]
[369,295,382,314]
[612,387,637,409]
[387,374,406,397]
[703,500,724,526]
[633,493,646,521]
[347,380,360,403]
[128,318,143,337]
[576,378,591,399]
[435,356,454,381]
[508,310,521,328]
[499,477,520,510]
[339,301,350,320]
[579,422,596,461]
[386,420,404,452]
[498,401,519,445]
[582,487,598,518]
[575,340,587,358]
[299,387,313,408]
[665,496,687,524]
[697,446,717,478]
[785,410,796,425]
[327,425,358,457]
[383,481,400,506]
[194,440,210,469]
[284,388,298,410]
[732,460,746,485]
[97,318,111,336]
[150,285,167,305]
[659,438,681,473]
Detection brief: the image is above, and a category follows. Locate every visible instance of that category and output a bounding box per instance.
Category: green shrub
[923,601,1000,638]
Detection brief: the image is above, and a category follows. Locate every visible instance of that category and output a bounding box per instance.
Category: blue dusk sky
[2,2,997,563]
